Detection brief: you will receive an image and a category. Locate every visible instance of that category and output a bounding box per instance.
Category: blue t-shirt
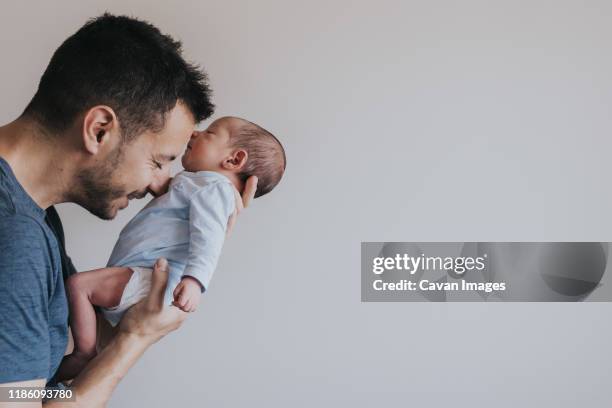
[0,157,73,384]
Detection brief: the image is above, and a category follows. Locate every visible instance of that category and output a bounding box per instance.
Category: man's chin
[89,206,118,221]
[83,201,121,220]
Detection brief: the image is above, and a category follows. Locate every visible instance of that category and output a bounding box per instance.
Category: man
[0,14,256,407]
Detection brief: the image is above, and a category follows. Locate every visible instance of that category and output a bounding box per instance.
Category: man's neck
[0,117,75,209]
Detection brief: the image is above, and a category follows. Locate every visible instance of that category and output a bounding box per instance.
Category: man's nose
[148,165,172,197]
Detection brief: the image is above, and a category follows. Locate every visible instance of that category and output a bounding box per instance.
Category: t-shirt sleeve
[0,216,53,383]
[182,181,236,291]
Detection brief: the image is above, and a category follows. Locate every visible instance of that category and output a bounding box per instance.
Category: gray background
[1,0,612,406]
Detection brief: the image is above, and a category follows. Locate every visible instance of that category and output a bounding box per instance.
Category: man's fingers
[226,211,237,237]
[147,258,170,310]
[226,176,257,237]
[242,176,258,208]
[233,186,244,214]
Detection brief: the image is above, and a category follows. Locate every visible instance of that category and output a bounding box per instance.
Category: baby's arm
[173,181,235,312]
[56,266,133,382]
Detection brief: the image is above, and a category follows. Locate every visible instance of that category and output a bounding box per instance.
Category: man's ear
[222,149,248,171]
[81,105,119,155]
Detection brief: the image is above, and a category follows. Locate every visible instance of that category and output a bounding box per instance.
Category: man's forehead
[158,102,196,139]
[150,133,188,160]
[152,104,196,154]
[144,132,191,163]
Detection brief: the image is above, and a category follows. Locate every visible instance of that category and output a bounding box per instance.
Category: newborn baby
[56,116,286,381]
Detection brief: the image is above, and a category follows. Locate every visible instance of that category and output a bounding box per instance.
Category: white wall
[2,1,612,406]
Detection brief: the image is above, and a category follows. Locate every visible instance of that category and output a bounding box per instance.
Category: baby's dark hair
[229,118,286,198]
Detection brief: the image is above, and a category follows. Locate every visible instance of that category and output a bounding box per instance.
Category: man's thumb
[147,258,169,310]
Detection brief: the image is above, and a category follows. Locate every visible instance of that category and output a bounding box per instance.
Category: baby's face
[181,117,242,172]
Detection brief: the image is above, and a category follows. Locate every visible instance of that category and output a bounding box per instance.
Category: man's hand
[41,258,186,407]
[226,175,257,236]
[118,258,187,345]
[172,277,202,313]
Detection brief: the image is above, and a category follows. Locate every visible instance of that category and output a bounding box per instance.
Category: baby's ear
[222,149,248,171]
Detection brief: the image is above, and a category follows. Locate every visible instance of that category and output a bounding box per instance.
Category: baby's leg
[56,266,133,381]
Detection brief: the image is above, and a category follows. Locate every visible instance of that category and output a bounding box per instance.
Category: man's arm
[1,259,186,408]
[50,258,185,407]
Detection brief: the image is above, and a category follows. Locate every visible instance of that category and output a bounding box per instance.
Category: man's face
[77,102,195,220]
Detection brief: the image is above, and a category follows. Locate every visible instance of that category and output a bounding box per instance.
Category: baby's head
[181,116,286,197]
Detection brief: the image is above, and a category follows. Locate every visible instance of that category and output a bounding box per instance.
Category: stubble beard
[72,145,127,220]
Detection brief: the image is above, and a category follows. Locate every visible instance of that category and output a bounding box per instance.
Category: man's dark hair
[230,119,286,198]
[22,13,214,140]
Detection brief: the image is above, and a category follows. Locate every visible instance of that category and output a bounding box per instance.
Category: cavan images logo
[361,242,609,302]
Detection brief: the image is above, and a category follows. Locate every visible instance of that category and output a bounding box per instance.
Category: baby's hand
[172,276,203,312]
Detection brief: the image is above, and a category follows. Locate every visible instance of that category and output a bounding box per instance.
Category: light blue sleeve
[182,181,236,290]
